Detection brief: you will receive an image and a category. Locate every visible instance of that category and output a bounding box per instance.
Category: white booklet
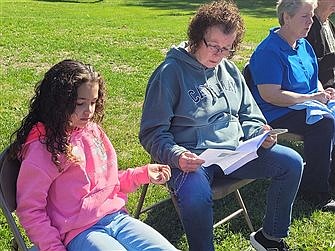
[199,129,287,175]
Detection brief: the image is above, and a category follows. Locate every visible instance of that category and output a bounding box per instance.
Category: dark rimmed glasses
[203,38,235,56]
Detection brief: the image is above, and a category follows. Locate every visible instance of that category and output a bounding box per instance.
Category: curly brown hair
[9,59,106,171]
[187,0,245,57]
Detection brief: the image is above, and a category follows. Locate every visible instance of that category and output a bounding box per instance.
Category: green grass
[1,0,335,250]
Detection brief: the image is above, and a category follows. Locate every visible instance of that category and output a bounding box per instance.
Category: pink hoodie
[16,122,150,251]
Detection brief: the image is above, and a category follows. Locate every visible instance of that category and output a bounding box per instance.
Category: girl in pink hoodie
[9,59,178,251]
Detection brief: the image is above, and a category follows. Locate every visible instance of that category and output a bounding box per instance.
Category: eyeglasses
[203,38,235,55]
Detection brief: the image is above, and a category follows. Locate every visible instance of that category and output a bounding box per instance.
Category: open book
[199,129,287,175]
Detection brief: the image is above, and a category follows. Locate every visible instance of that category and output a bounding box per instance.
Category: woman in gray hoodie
[139,1,303,251]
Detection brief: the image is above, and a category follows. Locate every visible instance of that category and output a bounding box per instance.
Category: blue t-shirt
[249,27,319,122]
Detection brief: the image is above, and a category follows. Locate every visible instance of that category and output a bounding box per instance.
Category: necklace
[168,171,189,196]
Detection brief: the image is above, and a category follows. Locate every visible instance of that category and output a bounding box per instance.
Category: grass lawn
[1,0,335,250]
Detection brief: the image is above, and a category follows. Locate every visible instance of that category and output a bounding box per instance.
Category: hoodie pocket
[59,184,118,233]
[196,117,241,149]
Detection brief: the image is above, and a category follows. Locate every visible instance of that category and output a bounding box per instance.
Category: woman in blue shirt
[250,0,335,212]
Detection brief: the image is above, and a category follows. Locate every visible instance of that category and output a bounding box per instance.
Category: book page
[199,149,246,168]
[199,131,270,175]
[224,151,259,174]
[236,132,269,152]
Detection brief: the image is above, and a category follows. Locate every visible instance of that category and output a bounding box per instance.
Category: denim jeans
[271,110,335,195]
[168,144,303,251]
[67,210,178,251]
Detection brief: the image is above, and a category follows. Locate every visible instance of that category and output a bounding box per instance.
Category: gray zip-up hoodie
[139,42,266,169]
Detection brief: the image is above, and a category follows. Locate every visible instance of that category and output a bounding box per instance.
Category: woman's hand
[148,164,171,184]
[178,151,205,172]
[325,87,335,100]
[311,91,332,104]
[261,124,277,149]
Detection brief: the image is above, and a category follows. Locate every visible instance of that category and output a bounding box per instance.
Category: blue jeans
[168,144,303,251]
[271,110,335,195]
[67,210,178,251]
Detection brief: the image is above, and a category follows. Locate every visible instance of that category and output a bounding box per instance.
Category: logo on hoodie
[188,79,236,104]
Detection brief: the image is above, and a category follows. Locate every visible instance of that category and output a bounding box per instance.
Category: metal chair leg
[234,189,254,232]
[170,191,182,221]
[134,184,149,219]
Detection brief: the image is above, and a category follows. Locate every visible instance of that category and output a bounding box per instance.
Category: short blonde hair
[276,0,317,25]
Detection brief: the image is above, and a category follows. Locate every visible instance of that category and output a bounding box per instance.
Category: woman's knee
[273,145,304,178]
[175,171,213,215]
[314,114,335,136]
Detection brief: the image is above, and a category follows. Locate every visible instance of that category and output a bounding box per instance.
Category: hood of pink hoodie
[25,122,46,144]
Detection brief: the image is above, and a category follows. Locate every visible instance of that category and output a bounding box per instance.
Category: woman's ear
[282,12,290,26]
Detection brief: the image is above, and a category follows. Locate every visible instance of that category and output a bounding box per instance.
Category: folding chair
[0,147,38,251]
[134,176,255,232]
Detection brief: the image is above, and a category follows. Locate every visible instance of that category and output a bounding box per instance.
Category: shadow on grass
[142,179,318,249]
[239,180,317,228]
[122,0,204,12]
[35,0,103,3]
[236,0,277,18]
[123,0,277,18]
[140,199,185,247]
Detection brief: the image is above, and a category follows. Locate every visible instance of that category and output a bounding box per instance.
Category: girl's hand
[178,151,205,172]
[148,164,171,184]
